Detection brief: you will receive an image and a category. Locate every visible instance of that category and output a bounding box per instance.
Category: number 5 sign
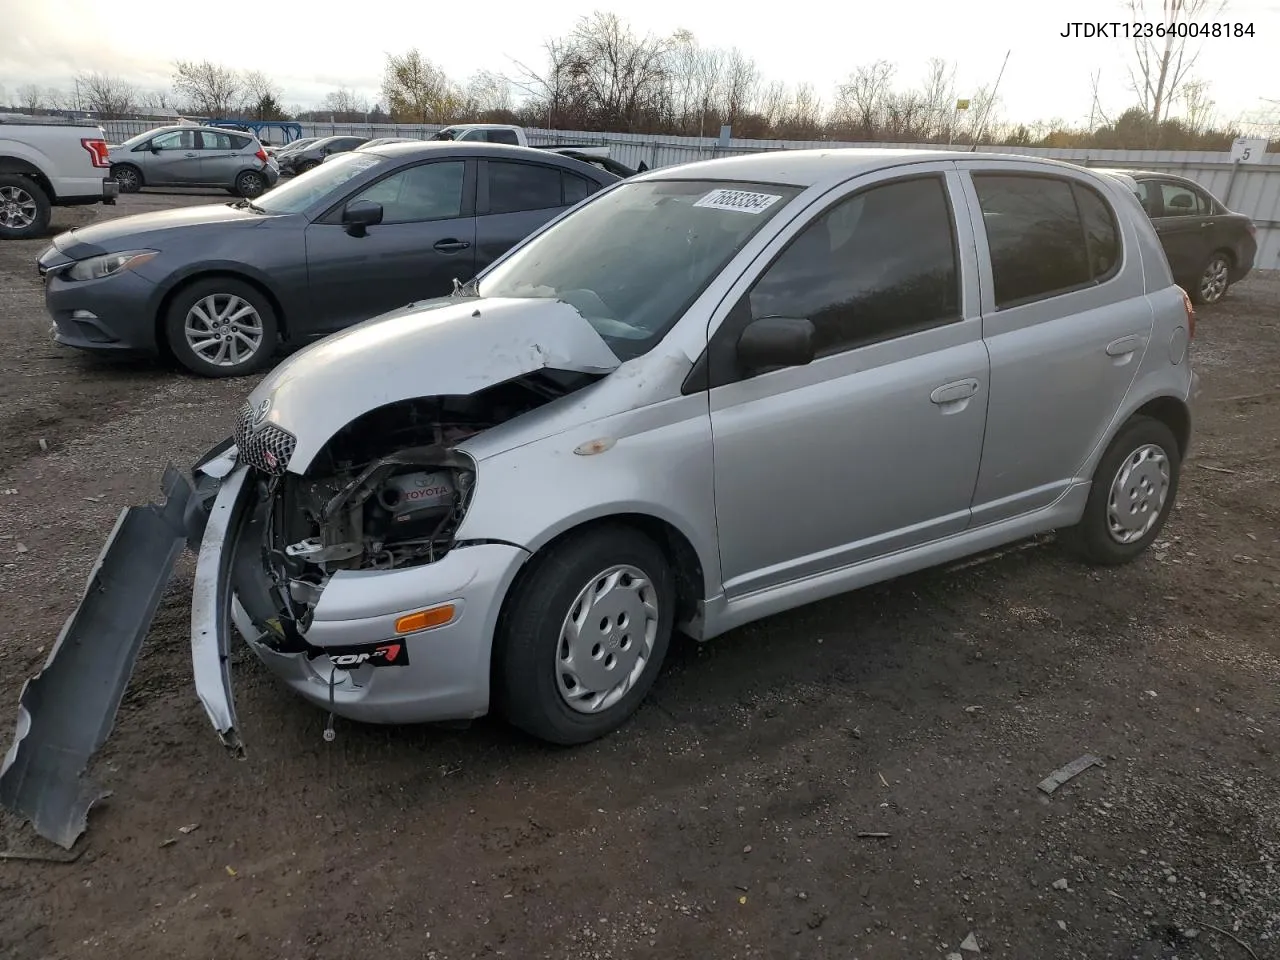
[1230,137,1268,164]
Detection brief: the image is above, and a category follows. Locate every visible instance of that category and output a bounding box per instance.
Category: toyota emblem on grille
[252,398,272,425]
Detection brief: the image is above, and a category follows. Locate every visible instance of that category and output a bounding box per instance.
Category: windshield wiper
[229,198,268,214]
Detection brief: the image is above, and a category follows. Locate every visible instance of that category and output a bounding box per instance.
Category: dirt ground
[0,192,1277,960]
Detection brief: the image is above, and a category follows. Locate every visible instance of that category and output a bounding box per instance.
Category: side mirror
[150,146,162,154]
[736,316,816,373]
[342,199,383,237]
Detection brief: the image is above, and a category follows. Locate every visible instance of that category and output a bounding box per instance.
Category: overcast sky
[1,0,1276,127]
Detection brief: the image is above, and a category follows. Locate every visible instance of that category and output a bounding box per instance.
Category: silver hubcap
[184,294,264,367]
[1106,443,1171,544]
[1200,257,1229,302]
[240,174,262,193]
[0,185,37,229]
[556,564,659,713]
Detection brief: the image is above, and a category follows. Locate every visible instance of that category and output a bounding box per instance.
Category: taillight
[1180,286,1196,341]
[1246,221,1257,237]
[81,138,110,168]
[254,148,269,164]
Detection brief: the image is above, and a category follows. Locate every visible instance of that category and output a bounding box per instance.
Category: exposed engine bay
[231,374,594,651]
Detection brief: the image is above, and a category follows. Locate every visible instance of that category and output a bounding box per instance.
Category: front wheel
[112,164,143,194]
[0,174,52,240]
[1058,415,1181,565]
[493,524,676,745]
[163,277,279,378]
[1191,252,1232,305]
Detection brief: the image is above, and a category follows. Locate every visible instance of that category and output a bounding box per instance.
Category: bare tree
[239,70,284,118]
[1126,0,1227,130]
[381,49,460,123]
[323,88,369,116]
[833,61,895,137]
[172,60,243,116]
[564,12,673,131]
[140,89,172,113]
[1178,78,1216,132]
[77,72,138,119]
[719,48,759,128]
[463,70,514,117]
[16,84,45,112]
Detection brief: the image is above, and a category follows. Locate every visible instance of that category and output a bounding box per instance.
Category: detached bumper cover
[0,467,194,849]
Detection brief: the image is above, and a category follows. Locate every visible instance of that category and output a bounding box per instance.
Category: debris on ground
[960,932,980,952]
[1037,754,1102,795]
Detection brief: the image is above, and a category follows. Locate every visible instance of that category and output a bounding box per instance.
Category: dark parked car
[1098,168,1258,304]
[277,135,369,175]
[35,142,621,377]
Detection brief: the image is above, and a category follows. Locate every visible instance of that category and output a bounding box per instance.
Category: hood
[50,203,265,259]
[247,296,622,475]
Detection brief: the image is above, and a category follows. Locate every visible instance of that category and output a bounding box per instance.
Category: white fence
[100,120,1280,268]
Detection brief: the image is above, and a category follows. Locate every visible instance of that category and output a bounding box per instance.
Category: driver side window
[152,130,195,151]
[348,161,466,224]
[747,175,961,358]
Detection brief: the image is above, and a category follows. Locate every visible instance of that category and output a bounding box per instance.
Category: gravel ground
[0,193,1278,960]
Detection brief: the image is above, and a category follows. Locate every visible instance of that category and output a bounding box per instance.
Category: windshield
[119,128,170,148]
[476,179,802,359]
[254,152,385,215]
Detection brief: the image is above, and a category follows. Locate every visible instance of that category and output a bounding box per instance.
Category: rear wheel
[493,524,675,745]
[112,164,143,194]
[235,170,266,198]
[1191,251,1232,305]
[163,277,279,378]
[296,160,319,174]
[0,175,52,240]
[1058,415,1181,565]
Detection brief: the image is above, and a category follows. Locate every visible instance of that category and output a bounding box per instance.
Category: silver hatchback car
[109,125,279,198]
[12,150,1202,773]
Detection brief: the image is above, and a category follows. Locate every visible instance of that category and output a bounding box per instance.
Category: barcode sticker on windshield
[693,189,782,214]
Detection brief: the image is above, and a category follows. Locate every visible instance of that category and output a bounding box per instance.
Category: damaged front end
[1,295,621,849]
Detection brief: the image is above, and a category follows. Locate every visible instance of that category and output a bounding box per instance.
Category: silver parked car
[108,125,280,198]
[6,150,1202,790]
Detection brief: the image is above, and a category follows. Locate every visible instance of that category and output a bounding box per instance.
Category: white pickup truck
[0,114,118,240]
[430,123,612,159]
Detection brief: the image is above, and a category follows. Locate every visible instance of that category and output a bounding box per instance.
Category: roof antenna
[970,49,1011,152]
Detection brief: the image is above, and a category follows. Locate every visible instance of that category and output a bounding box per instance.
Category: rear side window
[1158,181,1208,217]
[563,172,596,205]
[973,173,1120,309]
[747,175,961,356]
[198,131,234,150]
[488,161,565,214]
[488,129,520,146]
[229,134,252,150]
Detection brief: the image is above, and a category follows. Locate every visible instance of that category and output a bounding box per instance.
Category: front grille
[234,401,296,475]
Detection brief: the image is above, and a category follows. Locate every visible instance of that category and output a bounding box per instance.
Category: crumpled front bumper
[1,437,530,848]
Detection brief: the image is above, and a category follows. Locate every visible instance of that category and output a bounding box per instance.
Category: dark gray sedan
[36,142,620,377]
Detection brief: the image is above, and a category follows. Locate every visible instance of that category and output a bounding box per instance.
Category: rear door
[1149,179,1212,283]
[146,129,202,185]
[474,159,587,269]
[955,161,1153,525]
[303,158,478,335]
[196,129,247,185]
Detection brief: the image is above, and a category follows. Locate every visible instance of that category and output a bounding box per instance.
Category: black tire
[235,170,266,198]
[493,524,676,745]
[1058,415,1182,566]
[112,164,143,194]
[1189,250,1232,305]
[296,160,319,174]
[0,174,52,240]
[162,277,280,378]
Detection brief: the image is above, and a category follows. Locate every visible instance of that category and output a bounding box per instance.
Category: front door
[706,168,991,599]
[303,158,478,336]
[956,162,1155,525]
[146,129,202,185]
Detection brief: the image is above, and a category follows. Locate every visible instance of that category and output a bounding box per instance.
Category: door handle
[184,152,197,158]
[1106,335,1144,357]
[1200,221,1213,228]
[433,239,471,253]
[930,378,980,405]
